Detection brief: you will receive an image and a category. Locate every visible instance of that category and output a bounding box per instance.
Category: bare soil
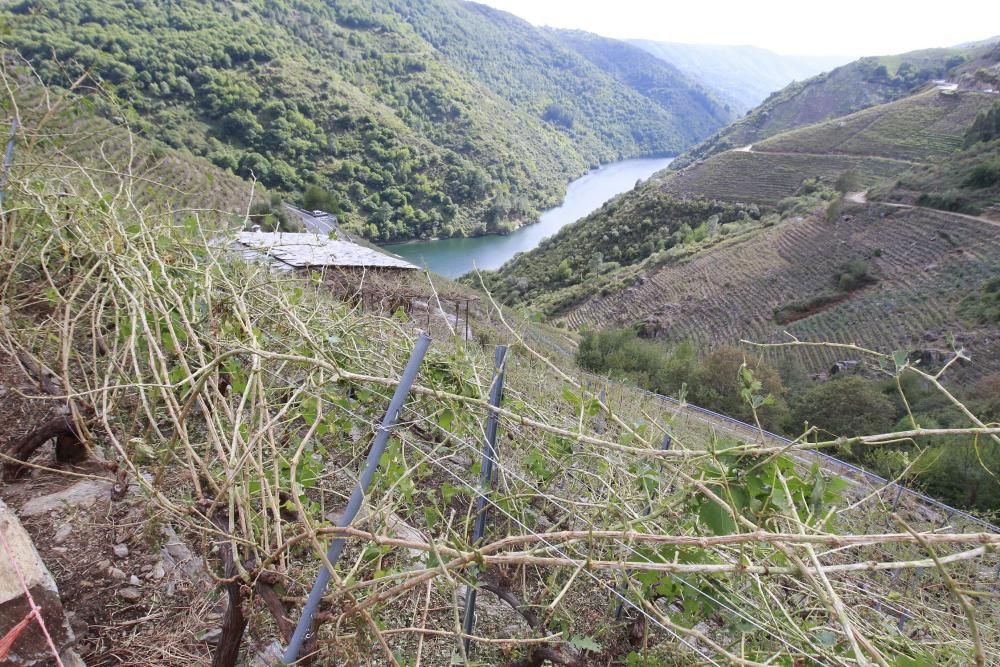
[0,352,220,666]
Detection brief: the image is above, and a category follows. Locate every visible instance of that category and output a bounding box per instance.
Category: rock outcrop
[0,499,75,665]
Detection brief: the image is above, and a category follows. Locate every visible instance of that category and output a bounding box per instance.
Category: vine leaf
[569,634,602,652]
[699,499,736,535]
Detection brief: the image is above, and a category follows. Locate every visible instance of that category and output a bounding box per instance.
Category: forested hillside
[4,0,729,242]
[549,30,735,128]
[629,40,850,114]
[10,82,262,215]
[671,45,986,168]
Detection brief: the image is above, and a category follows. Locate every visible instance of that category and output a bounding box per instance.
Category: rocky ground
[0,352,264,666]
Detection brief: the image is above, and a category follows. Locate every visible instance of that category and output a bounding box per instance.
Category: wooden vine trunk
[3,412,87,480]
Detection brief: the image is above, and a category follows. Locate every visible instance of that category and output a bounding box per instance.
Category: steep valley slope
[658,88,998,205]
[671,44,993,168]
[560,201,1000,377]
[4,0,730,242]
[479,55,1000,379]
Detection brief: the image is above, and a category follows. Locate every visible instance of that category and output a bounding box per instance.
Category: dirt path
[741,146,918,165]
[722,147,998,228]
[845,191,1000,229]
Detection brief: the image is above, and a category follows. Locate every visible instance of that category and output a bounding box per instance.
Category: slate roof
[235,231,418,271]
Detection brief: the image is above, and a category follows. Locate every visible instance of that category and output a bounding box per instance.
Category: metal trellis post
[0,119,18,212]
[281,333,432,665]
[461,345,508,655]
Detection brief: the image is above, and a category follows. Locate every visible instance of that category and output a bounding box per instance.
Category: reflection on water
[386,157,674,278]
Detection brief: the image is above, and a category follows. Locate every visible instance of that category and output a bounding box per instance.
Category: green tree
[556,258,573,282]
[971,373,1000,421]
[790,376,894,437]
[303,185,340,213]
[834,169,861,194]
[964,102,1000,147]
[692,347,788,430]
[246,194,300,232]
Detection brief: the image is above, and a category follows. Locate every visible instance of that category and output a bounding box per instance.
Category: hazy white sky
[476,0,1000,56]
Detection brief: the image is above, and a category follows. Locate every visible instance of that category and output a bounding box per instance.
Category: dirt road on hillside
[846,191,1000,229]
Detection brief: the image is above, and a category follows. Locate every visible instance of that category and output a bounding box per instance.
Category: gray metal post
[616,433,672,620]
[891,485,904,512]
[282,333,432,665]
[0,119,17,211]
[885,484,905,530]
[461,345,508,655]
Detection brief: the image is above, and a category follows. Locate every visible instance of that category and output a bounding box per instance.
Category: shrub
[790,376,895,437]
[576,329,697,397]
[957,276,1000,324]
[303,185,340,213]
[971,373,1000,421]
[246,194,300,232]
[834,169,861,194]
[691,347,789,431]
[963,161,1000,189]
[835,259,875,291]
[825,194,843,223]
[963,102,1000,147]
[773,293,842,324]
[918,441,1000,511]
[916,191,979,215]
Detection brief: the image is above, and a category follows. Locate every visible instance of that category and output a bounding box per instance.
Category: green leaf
[699,499,736,535]
[815,630,838,646]
[561,386,581,408]
[437,409,455,430]
[569,634,602,652]
[441,483,464,504]
[423,506,440,530]
[892,349,908,371]
[892,656,937,667]
[825,475,849,498]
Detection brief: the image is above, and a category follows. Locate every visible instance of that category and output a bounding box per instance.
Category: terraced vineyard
[658,150,912,205]
[653,90,997,207]
[670,44,991,168]
[559,202,1000,377]
[755,89,997,162]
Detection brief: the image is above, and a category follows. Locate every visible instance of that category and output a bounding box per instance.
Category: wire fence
[516,324,999,535]
[607,379,1000,534]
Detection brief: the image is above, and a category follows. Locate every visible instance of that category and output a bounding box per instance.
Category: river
[386,157,674,277]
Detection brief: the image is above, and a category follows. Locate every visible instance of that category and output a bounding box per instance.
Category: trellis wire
[0,118,16,211]
[409,439,725,667]
[403,410,826,663]
[282,333,432,664]
[615,432,672,620]
[287,371,726,662]
[585,373,1000,534]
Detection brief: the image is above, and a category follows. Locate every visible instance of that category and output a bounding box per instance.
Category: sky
[476,0,1000,57]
